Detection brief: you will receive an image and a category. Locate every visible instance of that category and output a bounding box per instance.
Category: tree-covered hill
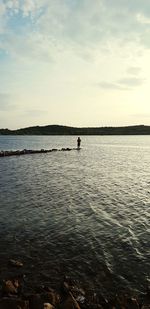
[0,124,150,135]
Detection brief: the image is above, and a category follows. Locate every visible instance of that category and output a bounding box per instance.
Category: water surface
[0,135,149,295]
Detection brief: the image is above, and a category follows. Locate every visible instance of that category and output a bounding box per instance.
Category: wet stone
[40,290,60,306]
[2,279,20,296]
[43,303,54,309]
[0,298,29,309]
[29,294,43,309]
[146,287,150,300]
[83,291,109,309]
[110,295,140,309]
[60,293,81,309]
[29,291,60,309]
[9,259,24,268]
[63,283,85,306]
[126,297,140,309]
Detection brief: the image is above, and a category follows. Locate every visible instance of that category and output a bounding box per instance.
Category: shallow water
[0,135,150,295]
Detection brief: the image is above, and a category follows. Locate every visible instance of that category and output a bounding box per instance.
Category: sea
[0,135,149,296]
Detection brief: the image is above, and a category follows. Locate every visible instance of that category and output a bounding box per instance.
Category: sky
[0,0,150,129]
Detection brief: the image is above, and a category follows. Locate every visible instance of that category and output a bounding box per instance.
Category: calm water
[0,135,150,295]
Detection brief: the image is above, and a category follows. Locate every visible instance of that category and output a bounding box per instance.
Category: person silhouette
[77,137,81,149]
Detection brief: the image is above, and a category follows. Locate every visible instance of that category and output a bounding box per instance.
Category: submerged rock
[9,259,23,268]
[29,290,60,309]
[60,293,81,309]
[2,279,20,296]
[29,294,42,309]
[0,298,29,309]
[40,289,60,307]
[110,294,140,309]
[43,303,54,309]
[62,281,85,305]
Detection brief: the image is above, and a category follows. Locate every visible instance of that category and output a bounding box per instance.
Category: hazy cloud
[1,0,150,61]
[97,76,145,91]
[118,77,145,87]
[127,67,141,76]
[4,0,38,17]
[3,32,55,62]
[97,82,128,91]
[136,13,150,25]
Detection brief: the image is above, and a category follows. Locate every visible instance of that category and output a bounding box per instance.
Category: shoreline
[0,259,149,309]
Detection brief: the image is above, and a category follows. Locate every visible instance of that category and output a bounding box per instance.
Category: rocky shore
[0,148,80,158]
[0,259,150,309]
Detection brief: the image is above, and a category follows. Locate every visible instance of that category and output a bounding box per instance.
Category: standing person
[77,137,81,149]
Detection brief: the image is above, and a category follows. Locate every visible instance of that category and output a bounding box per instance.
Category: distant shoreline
[0,124,150,135]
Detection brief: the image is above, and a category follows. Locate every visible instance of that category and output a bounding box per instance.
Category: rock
[0,298,29,309]
[61,280,86,306]
[76,295,85,304]
[62,281,85,296]
[29,291,60,309]
[83,291,109,309]
[43,303,54,309]
[2,279,20,296]
[146,287,150,300]
[141,306,150,309]
[41,290,60,307]
[9,259,23,267]
[63,282,70,294]
[61,148,71,151]
[60,293,81,309]
[29,294,43,309]
[111,295,140,309]
[0,147,75,157]
[126,297,140,309]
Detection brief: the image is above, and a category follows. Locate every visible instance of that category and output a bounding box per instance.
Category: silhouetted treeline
[0,124,150,135]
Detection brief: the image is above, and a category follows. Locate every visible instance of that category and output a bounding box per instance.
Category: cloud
[127,67,141,76]
[4,0,38,17]
[97,82,128,91]
[1,0,150,63]
[38,0,149,45]
[136,13,150,25]
[0,1,7,34]
[3,32,55,62]
[97,76,145,91]
[118,77,145,87]
[22,0,35,17]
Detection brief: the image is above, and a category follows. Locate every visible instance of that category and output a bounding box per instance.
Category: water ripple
[0,135,150,295]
